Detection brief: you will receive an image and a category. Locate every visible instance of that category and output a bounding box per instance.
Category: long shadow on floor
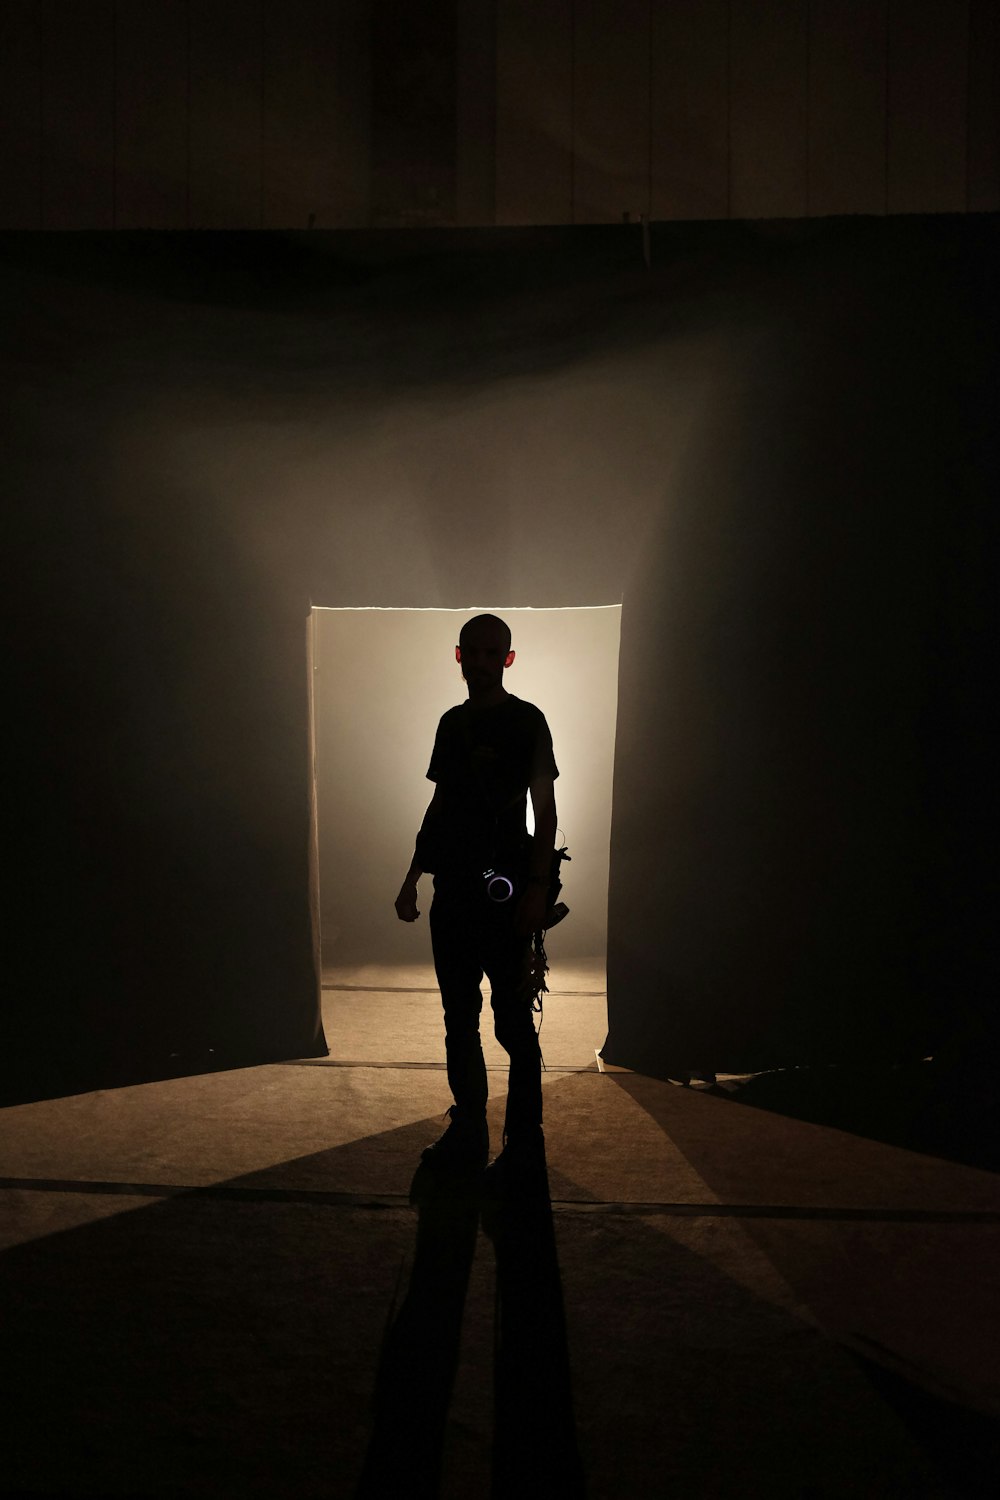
[481,1162,586,1500]
[355,1164,481,1499]
[357,1150,586,1500]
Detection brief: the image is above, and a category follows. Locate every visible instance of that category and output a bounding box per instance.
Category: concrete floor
[1,961,998,1497]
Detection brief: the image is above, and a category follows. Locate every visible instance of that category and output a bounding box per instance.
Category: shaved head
[459,613,511,653]
[456,614,515,703]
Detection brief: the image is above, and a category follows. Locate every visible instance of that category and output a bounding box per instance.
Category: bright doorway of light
[311,606,621,1065]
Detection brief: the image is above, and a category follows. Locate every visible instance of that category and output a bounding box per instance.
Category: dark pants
[429,878,542,1140]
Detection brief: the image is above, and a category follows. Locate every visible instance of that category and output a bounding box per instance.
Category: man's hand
[514,882,548,937]
[395,879,421,923]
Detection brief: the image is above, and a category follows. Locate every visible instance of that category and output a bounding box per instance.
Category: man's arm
[515,774,557,935]
[394,784,443,922]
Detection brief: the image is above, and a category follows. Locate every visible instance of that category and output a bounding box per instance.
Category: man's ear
[455,646,462,663]
[504,649,515,668]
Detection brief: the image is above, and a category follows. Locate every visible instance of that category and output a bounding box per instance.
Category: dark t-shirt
[425,695,558,873]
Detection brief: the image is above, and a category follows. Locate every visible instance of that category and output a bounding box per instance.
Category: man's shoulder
[505,695,548,725]
[434,697,551,737]
[436,703,467,731]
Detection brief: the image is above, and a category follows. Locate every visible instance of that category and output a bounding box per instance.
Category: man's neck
[466,684,509,710]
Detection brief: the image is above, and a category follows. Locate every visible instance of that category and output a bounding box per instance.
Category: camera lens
[485,873,514,903]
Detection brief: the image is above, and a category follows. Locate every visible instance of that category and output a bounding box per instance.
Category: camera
[483,867,515,903]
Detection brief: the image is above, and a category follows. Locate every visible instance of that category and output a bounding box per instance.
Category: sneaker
[421,1106,489,1171]
[482,1127,547,1197]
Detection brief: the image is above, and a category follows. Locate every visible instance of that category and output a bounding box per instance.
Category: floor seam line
[322,986,607,996]
[281,1060,598,1072]
[1,1178,997,1222]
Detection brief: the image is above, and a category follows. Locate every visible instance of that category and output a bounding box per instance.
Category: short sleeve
[531,711,559,782]
[426,709,457,782]
[427,720,444,782]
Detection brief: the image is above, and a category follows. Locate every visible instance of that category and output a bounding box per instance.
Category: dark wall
[4,242,331,1099]
[605,219,999,1072]
[1,1,997,230]
[2,216,996,1100]
[5,422,325,1099]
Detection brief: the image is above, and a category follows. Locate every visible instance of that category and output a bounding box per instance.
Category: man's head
[456,614,514,700]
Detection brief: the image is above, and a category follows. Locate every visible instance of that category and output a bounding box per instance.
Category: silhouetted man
[395,614,558,1182]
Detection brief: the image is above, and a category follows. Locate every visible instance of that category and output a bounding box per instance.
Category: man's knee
[493,1004,540,1056]
[443,1010,483,1047]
